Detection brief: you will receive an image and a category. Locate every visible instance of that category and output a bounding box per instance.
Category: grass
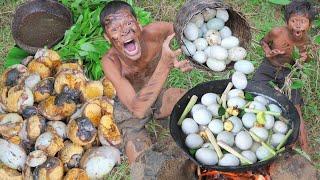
[0,0,319,177]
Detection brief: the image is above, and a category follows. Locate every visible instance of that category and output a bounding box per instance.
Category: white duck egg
[193,51,207,64]
[219,26,232,39]
[268,104,282,114]
[200,23,208,35]
[232,71,247,90]
[216,9,229,22]
[225,57,232,65]
[235,131,253,150]
[207,103,220,117]
[264,115,275,130]
[242,113,256,128]
[227,89,244,100]
[254,96,270,106]
[201,93,220,106]
[219,153,240,166]
[207,18,225,31]
[217,131,234,147]
[191,104,207,116]
[208,119,224,134]
[182,118,199,135]
[185,134,204,149]
[205,30,221,46]
[229,116,243,134]
[190,13,205,27]
[202,8,217,22]
[195,148,218,165]
[193,109,212,125]
[204,46,228,60]
[221,36,240,49]
[249,101,266,111]
[273,121,288,134]
[182,41,196,56]
[194,38,208,51]
[241,150,257,164]
[228,47,247,61]
[271,133,286,147]
[206,58,226,72]
[250,127,269,141]
[227,96,246,109]
[184,23,199,41]
[256,146,271,160]
[234,60,255,74]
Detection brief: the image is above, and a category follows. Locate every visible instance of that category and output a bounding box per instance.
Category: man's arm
[260,28,285,58]
[103,34,178,119]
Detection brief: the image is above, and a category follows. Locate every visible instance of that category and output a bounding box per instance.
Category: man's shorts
[252,58,303,105]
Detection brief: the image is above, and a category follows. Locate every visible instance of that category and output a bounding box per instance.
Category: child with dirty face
[253,0,315,152]
[100,1,192,163]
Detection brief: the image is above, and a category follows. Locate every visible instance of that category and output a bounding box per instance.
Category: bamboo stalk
[217,141,253,164]
[276,129,293,150]
[220,82,233,108]
[247,130,276,155]
[177,95,198,126]
[244,108,281,117]
[205,128,223,159]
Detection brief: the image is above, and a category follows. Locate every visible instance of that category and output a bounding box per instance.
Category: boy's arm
[103,34,179,119]
[260,28,285,58]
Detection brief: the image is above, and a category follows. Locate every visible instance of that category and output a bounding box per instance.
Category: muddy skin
[75,117,97,143]
[260,13,311,67]
[22,106,38,119]
[102,9,191,119]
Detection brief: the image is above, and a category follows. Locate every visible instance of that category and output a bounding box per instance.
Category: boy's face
[287,13,310,40]
[104,9,142,61]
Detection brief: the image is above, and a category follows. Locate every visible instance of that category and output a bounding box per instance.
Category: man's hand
[161,33,193,72]
[161,34,181,68]
[266,49,285,58]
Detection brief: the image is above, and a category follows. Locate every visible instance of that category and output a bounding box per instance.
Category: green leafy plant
[4,46,29,67]
[267,0,291,5]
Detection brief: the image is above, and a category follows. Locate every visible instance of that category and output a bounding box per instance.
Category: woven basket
[174,0,252,72]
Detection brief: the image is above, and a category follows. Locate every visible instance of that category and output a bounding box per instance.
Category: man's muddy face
[104,10,142,61]
[288,13,310,40]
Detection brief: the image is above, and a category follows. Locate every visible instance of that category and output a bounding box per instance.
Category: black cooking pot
[11,0,73,54]
[170,79,300,172]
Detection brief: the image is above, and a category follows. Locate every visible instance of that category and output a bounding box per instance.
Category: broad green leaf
[268,0,291,5]
[291,80,304,90]
[5,47,29,68]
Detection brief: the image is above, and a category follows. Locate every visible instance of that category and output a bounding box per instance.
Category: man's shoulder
[142,22,172,37]
[270,26,287,35]
[102,48,118,63]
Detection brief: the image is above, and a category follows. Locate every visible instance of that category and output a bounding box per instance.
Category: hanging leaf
[267,0,291,5]
[291,80,304,90]
[4,47,29,68]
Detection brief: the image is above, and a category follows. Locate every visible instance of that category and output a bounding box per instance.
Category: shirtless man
[253,0,315,152]
[100,1,192,163]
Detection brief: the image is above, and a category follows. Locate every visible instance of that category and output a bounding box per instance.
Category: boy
[253,0,315,151]
[100,1,192,163]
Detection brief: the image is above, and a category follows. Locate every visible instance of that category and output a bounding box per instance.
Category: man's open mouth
[124,39,139,56]
[294,30,302,37]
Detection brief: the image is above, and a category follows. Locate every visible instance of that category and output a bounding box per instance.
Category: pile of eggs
[182,8,249,73]
[180,87,291,166]
[0,49,121,180]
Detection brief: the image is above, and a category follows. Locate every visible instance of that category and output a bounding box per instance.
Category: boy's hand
[174,59,193,72]
[161,33,181,68]
[266,49,285,58]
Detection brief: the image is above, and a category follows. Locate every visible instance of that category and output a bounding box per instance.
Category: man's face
[287,13,310,40]
[104,9,142,61]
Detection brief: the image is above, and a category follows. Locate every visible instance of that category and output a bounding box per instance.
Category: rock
[130,137,197,180]
[270,152,319,180]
